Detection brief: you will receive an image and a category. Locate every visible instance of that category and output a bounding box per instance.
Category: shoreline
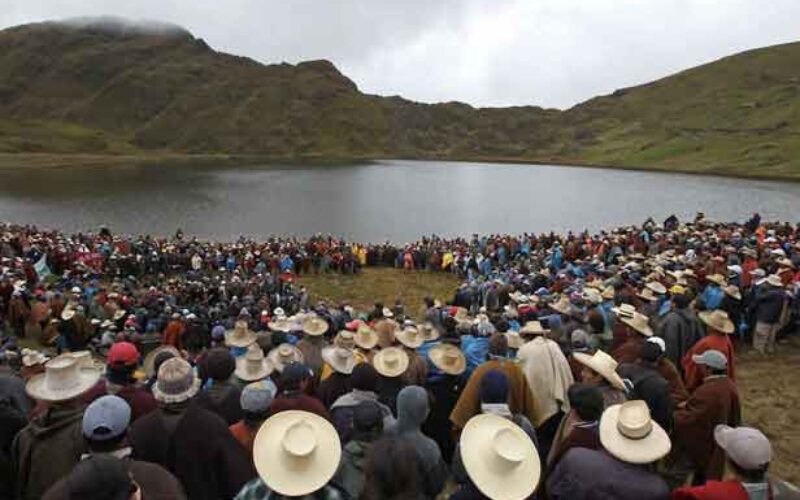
[0,152,798,183]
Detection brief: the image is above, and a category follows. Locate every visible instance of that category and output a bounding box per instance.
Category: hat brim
[372,348,409,378]
[235,358,274,382]
[143,345,181,379]
[224,330,257,348]
[321,347,356,375]
[620,316,654,337]
[26,368,101,402]
[698,312,735,334]
[253,410,341,497]
[152,376,201,404]
[268,345,304,373]
[461,414,541,500]
[573,352,626,390]
[429,345,466,375]
[599,404,671,464]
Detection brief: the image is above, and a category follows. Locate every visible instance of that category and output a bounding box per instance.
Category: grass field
[299,268,800,484]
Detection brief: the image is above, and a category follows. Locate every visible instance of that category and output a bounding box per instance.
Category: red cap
[107,342,140,366]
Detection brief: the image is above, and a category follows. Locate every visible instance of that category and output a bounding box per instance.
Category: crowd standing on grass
[0,212,799,499]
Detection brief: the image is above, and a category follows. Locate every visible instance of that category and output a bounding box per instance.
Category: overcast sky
[3,0,799,109]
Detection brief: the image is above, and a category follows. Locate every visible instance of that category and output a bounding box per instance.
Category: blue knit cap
[479,369,509,404]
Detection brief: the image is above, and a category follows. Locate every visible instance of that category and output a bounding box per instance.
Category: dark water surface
[0,160,797,242]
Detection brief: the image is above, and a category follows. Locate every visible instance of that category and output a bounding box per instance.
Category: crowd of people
[0,213,798,499]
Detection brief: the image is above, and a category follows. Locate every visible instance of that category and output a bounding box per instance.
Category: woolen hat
[152,357,201,404]
[82,395,131,441]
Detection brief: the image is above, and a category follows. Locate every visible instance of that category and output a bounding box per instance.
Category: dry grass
[296,267,461,320]
[736,337,800,485]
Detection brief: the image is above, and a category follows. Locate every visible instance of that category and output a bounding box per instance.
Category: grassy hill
[1,18,799,178]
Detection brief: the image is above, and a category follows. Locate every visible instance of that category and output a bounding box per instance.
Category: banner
[34,254,51,279]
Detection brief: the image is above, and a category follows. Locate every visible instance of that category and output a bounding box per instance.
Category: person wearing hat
[42,455,142,500]
[672,425,774,500]
[317,344,356,408]
[42,395,186,500]
[296,316,329,377]
[700,274,726,310]
[617,341,675,432]
[750,274,787,356]
[385,386,447,498]
[547,400,671,499]
[332,401,386,499]
[229,380,278,458]
[675,349,742,483]
[683,310,737,392]
[83,342,157,422]
[13,354,102,499]
[611,307,654,364]
[195,347,243,425]
[269,362,330,420]
[129,358,254,500]
[450,333,538,434]
[330,363,395,444]
[396,325,429,387]
[234,410,347,500]
[657,292,705,378]
[517,320,574,457]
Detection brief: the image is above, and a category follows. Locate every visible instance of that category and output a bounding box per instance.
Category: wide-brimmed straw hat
[766,274,784,288]
[333,330,356,350]
[611,303,636,319]
[582,288,602,305]
[354,324,378,350]
[302,316,328,337]
[225,320,257,348]
[505,331,524,350]
[707,274,727,286]
[61,308,76,321]
[397,326,425,349]
[698,309,735,334]
[253,410,341,497]
[143,345,180,379]
[460,413,541,500]
[645,281,667,295]
[26,354,101,402]
[599,400,671,464]
[550,296,572,315]
[601,286,615,300]
[151,357,201,404]
[620,311,653,337]
[573,350,626,390]
[268,343,305,372]
[637,288,657,302]
[112,309,127,321]
[723,285,742,301]
[429,343,467,375]
[322,346,356,375]
[268,317,293,332]
[372,347,409,378]
[519,321,549,336]
[21,349,49,368]
[236,344,274,382]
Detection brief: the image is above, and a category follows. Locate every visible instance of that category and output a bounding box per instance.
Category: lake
[0,160,798,242]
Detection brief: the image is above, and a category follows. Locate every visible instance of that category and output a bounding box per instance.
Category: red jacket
[672,480,771,500]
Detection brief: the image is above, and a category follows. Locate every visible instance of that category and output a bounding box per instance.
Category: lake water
[0,160,797,242]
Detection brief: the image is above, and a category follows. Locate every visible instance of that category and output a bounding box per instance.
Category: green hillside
[1,18,799,178]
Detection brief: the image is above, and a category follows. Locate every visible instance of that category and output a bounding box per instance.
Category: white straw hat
[429,343,466,375]
[225,320,257,348]
[397,326,424,349]
[268,344,305,373]
[599,400,671,464]
[253,410,341,497]
[573,350,626,390]
[26,354,101,402]
[302,316,328,337]
[519,321,549,336]
[354,324,378,350]
[460,413,541,500]
[321,346,356,375]
[698,309,735,334]
[620,312,654,337]
[372,347,409,378]
[235,344,274,382]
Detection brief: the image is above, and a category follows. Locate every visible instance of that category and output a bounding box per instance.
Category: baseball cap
[83,395,131,441]
[107,342,140,366]
[240,380,277,413]
[714,425,772,470]
[692,349,727,370]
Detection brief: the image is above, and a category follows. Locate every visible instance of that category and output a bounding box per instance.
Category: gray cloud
[2,0,799,108]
